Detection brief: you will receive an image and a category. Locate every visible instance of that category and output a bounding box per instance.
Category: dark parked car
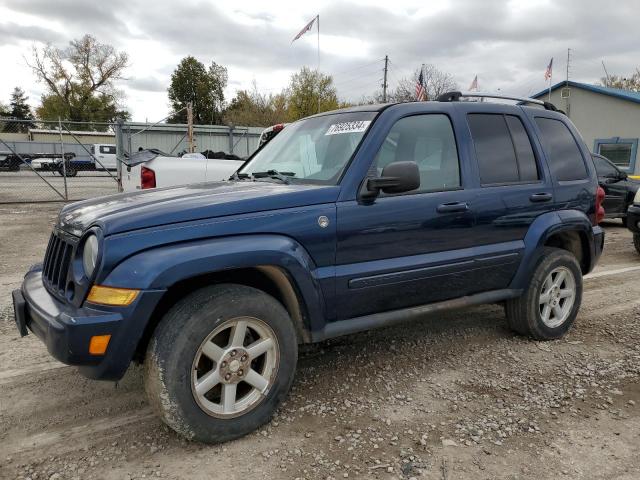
[0,152,22,171]
[592,153,640,224]
[13,92,605,444]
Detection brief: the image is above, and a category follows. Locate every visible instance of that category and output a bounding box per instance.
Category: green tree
[600,70,640,92]
[28,34,129,129]
[5,87,35,132]
[286,67,339,120]
[224,82,288,127]
[167,56,228,124]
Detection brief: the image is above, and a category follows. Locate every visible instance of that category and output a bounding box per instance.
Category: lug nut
[241,355,248,362]
[225,373,231,381]
[238,369,244,376]
[220,361,227,368]
[230,350,237,357]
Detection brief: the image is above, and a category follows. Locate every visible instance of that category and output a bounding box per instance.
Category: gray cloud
[0,22,63,46]
[4,0,133,45]
[126,76,167,92]
[2,0,638,115]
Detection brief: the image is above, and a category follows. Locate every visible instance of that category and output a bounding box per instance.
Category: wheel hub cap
[218,349,250,383]
[538,266,576,328]
[190,317,280,418]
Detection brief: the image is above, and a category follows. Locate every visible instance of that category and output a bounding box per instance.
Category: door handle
[529,192,553,203]
[436,202,469,213]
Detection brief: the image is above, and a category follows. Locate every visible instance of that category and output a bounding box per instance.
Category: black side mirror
[362,161,420,200]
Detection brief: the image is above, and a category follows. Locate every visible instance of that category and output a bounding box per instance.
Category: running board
[313,289,521,342]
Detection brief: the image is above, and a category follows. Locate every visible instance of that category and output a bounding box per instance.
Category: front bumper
[13,266,165,381]
[626,204,640,234]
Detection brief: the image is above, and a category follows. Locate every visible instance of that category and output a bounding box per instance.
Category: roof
[531,80,640,105]
[309,103,391,118]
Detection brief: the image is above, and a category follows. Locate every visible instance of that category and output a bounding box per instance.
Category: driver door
[593,154,626,216]
[334,113,479,320]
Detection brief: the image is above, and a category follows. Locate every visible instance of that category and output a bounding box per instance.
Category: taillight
[141,166,156,189]
[594,186,605,225]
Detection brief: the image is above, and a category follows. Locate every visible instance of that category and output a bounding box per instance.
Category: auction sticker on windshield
[325,121,371,136]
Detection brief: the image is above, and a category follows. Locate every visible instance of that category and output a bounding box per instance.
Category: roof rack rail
[437,91,558,111]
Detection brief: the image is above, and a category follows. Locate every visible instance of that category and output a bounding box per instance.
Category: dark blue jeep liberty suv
[13,92,605,443]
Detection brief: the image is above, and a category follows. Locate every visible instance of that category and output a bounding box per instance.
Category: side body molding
[102,234,328,333]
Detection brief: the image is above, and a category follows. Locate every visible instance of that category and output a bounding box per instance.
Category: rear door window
[468,114,540,185]
[534,117,587,181]
[505,116,539,182]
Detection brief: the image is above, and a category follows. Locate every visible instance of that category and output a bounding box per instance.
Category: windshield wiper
[232,172,251,181]
[251,170,295,184]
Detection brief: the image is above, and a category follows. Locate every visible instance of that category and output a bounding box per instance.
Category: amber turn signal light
[86,285,139,306]
[89,334,111,355]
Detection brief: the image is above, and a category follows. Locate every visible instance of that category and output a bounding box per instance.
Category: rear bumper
[591,225,605,271]
[13,266,165,381]
[626,204,640,234]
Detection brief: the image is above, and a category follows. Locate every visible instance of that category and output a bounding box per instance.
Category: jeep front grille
[42,230,76,297]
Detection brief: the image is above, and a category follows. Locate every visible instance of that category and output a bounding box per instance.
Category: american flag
[544,57,553,81]
[292,16,317,42]
[415,70,426,101]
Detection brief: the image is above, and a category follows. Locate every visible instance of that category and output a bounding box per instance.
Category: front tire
[505,247,582,340]
[144,284,298,443]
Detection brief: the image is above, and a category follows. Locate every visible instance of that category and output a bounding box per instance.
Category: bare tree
[360,64,458,104]
[599,68,640,92]
[390,64,458,102]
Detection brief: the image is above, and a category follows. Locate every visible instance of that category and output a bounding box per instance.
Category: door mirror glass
[365,161,420,197]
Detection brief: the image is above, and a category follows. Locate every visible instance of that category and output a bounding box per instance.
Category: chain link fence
[117,121,262,161]
[0,118,263,204]
[0,118,119,203]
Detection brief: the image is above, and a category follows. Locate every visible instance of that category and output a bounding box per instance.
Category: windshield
[240,111,376,184]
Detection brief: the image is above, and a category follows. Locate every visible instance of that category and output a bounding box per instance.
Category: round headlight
[82,234,99,278]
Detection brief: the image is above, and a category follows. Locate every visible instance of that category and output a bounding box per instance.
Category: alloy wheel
[191,317,279,418]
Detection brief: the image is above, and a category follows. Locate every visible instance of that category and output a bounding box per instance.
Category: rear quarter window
[534,117,587,181]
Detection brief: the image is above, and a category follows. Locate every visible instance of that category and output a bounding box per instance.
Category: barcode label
[325,121,371,136]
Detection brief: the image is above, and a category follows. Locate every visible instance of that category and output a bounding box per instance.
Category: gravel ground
[1,204,639,480]
[0,171,118,203]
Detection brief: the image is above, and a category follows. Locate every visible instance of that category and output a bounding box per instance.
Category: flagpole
[316,14,320,72]
[548,70,552,102]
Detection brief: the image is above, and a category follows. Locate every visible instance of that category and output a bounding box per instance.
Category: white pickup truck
[121,125,287,192]
[121,152,245,192]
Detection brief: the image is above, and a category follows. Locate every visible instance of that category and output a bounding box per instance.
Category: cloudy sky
[0,0,638,121]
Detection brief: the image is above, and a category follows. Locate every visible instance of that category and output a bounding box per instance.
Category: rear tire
[505,247,582,340]
[144,284,297,444]
[634,234,640,255]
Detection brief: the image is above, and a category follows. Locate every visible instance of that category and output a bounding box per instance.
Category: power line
[332,64,386,86]
[330,59,385,77]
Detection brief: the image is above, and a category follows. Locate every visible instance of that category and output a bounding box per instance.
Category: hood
[59,181,340,236]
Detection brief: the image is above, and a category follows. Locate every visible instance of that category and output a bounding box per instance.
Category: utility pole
[187,101,194,153]
[565,48,572,117]
[382,55,389,103]
[602,61,610,87]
